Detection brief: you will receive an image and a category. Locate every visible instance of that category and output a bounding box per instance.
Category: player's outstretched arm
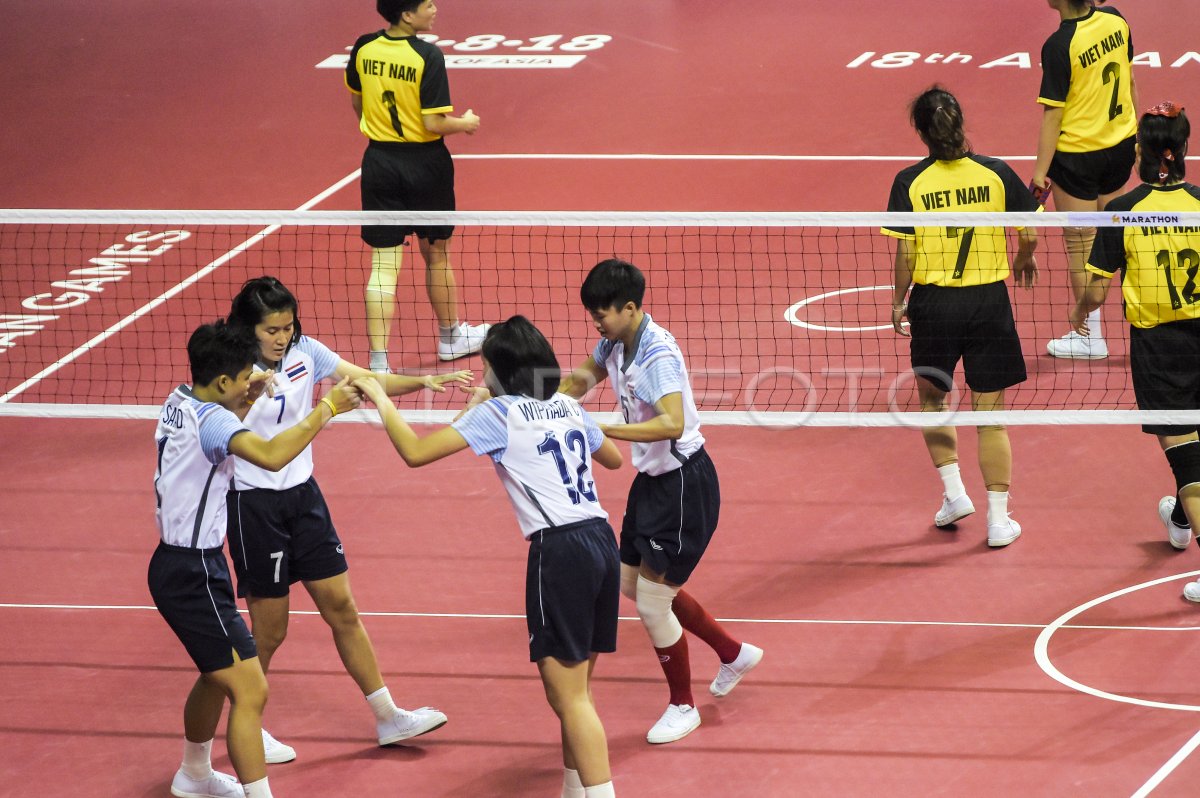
[230,377,359,471]
[559,357,607,399]
[602,392,685,443]
[335,359,473,397]
[354,377,469,467]
[592,436,623,470]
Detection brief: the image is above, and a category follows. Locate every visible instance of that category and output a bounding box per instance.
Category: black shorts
[1048,137,1136,201]
[526,518,620,663]
[148,542,258,674]
[226,477,348,599]
[907,281,1027,394]
[360,138,455,247]
[620,447,720,586]
[1131,319,1200,436]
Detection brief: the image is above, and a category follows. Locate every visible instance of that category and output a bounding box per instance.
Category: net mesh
[2,209,1199,425]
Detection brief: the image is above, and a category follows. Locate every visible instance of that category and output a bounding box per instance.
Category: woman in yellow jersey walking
[346,0,488,371]
[1033,0,1138,360]
[886,86,1040,548]
[1070,103,1200,597]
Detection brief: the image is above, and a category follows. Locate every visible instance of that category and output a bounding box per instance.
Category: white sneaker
[934,493,975,528]
[1184,579,1200,603]
[987,517,1022,548]
[377,706,448,746]
[261,728,296,764]
[170,768,242,798]
[1047,331,1108,360]
[646,703,701,744]
[710,642,764,697]
[1159,496,1192,551]
[437,322,490,361]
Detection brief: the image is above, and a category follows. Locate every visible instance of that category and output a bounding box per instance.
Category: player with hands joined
[151,321,358,798]
[356,316,623,798]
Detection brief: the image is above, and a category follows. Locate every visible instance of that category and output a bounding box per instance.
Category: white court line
[1034,570,1200,712]
[1033,571,1200,795]
[4,601,1200,632]
[0,170,362,404]
[1131,730,1200,798]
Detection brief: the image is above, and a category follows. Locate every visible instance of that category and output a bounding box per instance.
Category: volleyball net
[2,208,1199,427]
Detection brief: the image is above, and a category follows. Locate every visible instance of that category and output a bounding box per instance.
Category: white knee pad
[367,246,403,295]
[619,563,639,601]
[635,575,683,648]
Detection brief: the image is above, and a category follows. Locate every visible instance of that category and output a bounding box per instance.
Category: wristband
[321,396,338,417]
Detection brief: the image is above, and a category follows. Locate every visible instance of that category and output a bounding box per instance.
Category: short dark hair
[227,276,302,350]
[1137,105,1190,185]
[377,0,423,25]
[188,320,258,387]
[910,85,970,161]
[579,258,646,311]
[481,316,561,401]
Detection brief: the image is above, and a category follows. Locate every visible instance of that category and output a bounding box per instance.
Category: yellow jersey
[346,31,452,144]
[883,154,1039,287]
[1088,183,1200,328]
[1038,6,1136,153]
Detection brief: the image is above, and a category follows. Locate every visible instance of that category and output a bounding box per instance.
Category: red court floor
[3,2,1200,797]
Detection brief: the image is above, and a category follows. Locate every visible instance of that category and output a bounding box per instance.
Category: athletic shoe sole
[646,717,701,744]
[935,507,974,528]
[1045,343,1108,360]
[379,716,448,746]
[710,645,764,697]
[1160,496,1192,551]
[987,527,1021,547]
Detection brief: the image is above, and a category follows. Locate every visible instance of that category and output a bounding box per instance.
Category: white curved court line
[1034,569,1200,712]
[784,284,903,332]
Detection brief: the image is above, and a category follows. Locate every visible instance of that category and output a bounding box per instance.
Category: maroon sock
[673,589,742,664]
[653,635,694,706]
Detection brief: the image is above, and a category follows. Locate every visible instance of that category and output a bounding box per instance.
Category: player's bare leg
[304,573,384,695]
[539,654,612,790]
[366,245,403,372]
[420,237,489,360]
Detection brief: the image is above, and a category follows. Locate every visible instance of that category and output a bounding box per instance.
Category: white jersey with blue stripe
[593,314,704,476]
[233,336,340,491]
[452,393,608,539]
[154,386,248,549]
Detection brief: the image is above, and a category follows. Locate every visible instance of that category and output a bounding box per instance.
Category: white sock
[243,776,274,798]
[180,738,213,780]
[937,463,966,501]
[562,767,586,798]
[368,350,390,372]
[585,782,616,798]
[1086,308,1103,340]
[439,323,460,344]
[366,686,399,722]
[987,490,1010,525]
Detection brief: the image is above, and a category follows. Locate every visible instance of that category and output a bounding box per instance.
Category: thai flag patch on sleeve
[285,361,308,382]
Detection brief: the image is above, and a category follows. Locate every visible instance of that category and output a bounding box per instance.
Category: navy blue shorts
[1048,137,1135,201]
[907,281,1027,394]
[226,477,348,599]
[619,447,720,586]
[148,542,257,674]
[1131,319,1200,436]
[526,518,620,663]
[360,138,455,247]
